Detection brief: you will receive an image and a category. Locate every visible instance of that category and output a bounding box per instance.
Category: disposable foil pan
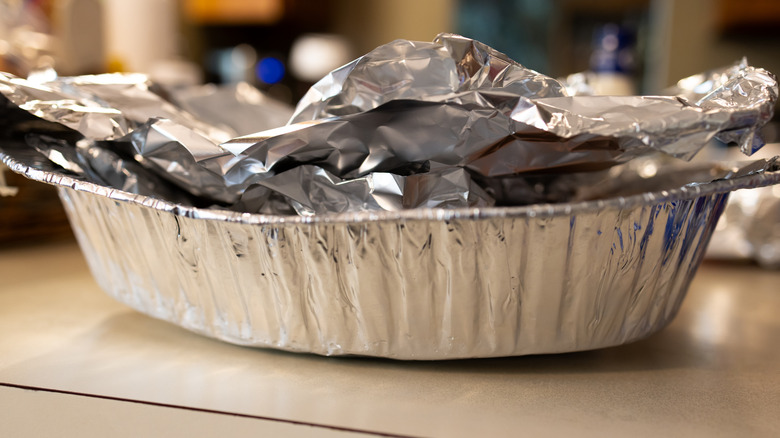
[5,153,780,359]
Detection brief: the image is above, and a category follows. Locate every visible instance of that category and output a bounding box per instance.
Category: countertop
[1,239,778,437]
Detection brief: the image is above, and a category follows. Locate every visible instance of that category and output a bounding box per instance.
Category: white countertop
[1,239,778,437]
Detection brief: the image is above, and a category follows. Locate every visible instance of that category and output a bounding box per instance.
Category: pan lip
[4,151,780,226]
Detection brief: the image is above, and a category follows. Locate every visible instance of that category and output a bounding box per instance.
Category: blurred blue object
[590,23,636,74]
[256,56,285,85]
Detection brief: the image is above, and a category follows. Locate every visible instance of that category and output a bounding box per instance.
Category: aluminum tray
[4,152,780,359]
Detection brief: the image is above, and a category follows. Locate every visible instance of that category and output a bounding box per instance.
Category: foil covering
[3,151,780,359]
[168,81,294,138]
[1,34,777,215]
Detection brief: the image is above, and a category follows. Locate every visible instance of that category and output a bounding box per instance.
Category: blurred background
[2,0,780,245]
[2,0,779,100]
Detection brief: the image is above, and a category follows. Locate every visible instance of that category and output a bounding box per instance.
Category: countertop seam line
[0,382,419,438]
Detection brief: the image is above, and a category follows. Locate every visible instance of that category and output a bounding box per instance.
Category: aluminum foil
[0,72,286,204]
[708,182,780,268]
[1,34,777,216]
[3,33,780,358]
[3,150,780,358]
[703,143,780,268]
[168,81,294,138]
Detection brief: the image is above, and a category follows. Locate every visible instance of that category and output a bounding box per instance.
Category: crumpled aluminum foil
[557,60,780,269]
[167,81,294,139]
[0,72,283,204]
[708,180,780,268]
[0,34,778,216]
[702,143,780,268]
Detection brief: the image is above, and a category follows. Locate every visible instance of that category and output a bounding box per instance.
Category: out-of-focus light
[289,34,353,83]
[183,0,284,25]
[256,56,285,85]
[210,44,257,84]
[737,189,762,216]
[638,161,658,178]
[692,287,733,346]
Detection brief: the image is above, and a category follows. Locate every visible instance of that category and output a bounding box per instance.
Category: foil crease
[1,34,777,216]
[663,58,777,154]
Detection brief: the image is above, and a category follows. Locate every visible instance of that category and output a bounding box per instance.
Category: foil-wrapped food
[2,34,777,215]
[1,34,779,359]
